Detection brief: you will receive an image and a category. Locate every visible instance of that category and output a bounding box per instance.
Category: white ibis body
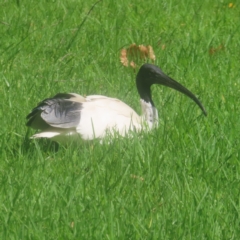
[26,64,207,142]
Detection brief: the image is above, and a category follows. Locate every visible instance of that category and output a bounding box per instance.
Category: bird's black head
[136,63,207,116]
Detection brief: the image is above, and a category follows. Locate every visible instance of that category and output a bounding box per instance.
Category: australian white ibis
[26,63,207,142]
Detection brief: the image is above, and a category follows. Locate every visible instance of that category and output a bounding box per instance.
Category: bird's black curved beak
[156,71,207,116]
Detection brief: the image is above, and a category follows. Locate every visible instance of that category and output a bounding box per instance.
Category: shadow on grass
[21,129,60,154]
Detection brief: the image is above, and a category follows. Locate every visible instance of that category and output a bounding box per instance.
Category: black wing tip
[26,118,33,127]
[26,114,36,127]
[26,107,38,119]
[25,108,41,128]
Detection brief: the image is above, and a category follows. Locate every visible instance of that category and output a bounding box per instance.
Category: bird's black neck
[136,82,155,107]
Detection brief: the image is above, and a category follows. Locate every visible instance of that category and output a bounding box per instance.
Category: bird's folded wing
[26,93,84,129]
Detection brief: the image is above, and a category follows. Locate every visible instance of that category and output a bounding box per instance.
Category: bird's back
[26,93,142,141]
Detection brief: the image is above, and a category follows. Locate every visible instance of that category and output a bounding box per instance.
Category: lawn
[0,0,240,239]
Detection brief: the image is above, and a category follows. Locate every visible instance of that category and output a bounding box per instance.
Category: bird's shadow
[21,129,60,154]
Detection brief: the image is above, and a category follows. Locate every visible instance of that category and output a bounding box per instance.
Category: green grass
[1,0,240,239]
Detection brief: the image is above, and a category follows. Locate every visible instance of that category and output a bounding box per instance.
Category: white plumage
[26,64,206,142]
[75,95,142,139]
